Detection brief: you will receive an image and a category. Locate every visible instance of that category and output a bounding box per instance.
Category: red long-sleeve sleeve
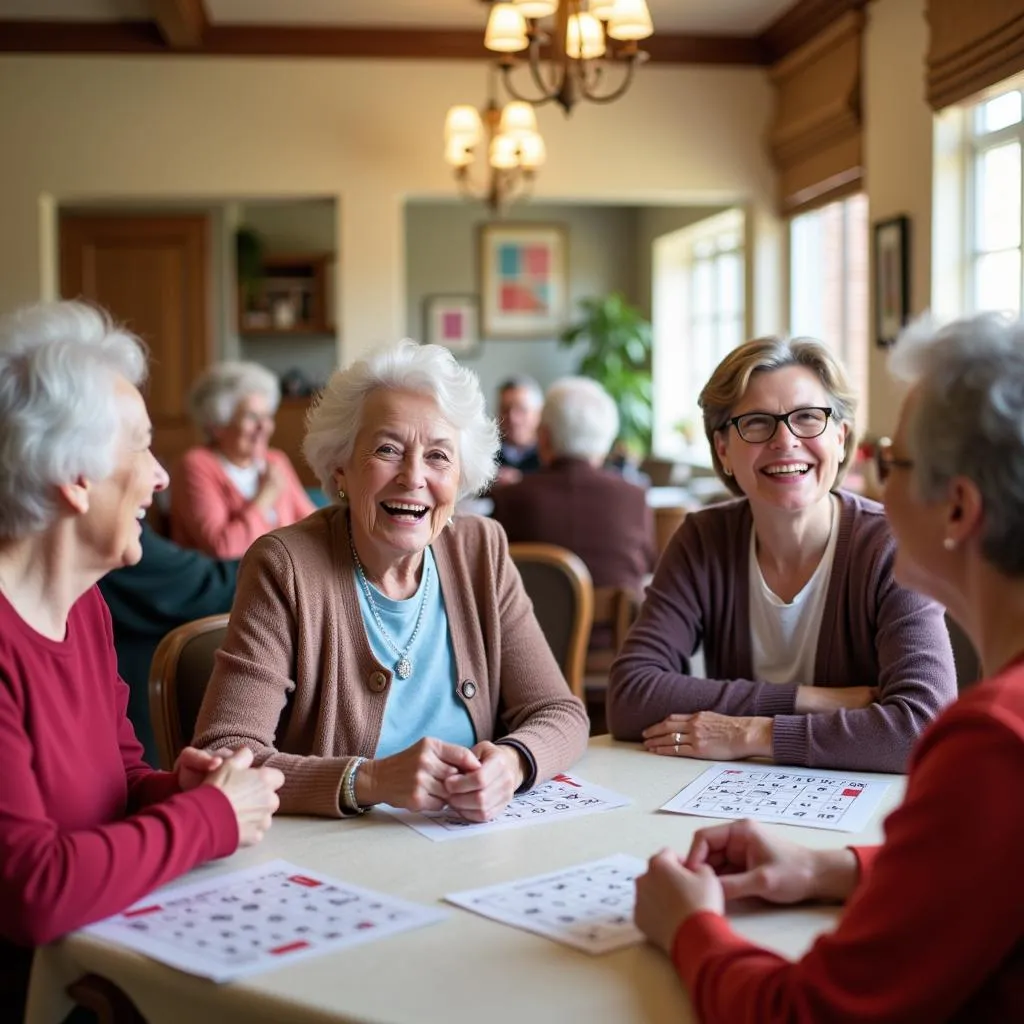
[670,692,1024,1023]
[0,588,239,948]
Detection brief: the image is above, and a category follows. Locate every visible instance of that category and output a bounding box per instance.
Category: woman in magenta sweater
[171,360,315,557]
[0,301,284,1018]
[634,313,1024,1022]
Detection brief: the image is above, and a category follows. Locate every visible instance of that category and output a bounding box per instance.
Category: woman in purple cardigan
[607,337,956,772]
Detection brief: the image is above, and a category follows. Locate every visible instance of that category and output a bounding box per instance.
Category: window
[789,193,869,416]
[652,209,745,460]
[965,86,1024,314]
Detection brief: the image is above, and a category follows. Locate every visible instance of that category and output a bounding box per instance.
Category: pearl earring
[943,537,956,551]
[723,466,733,477]
[337,488,346,500]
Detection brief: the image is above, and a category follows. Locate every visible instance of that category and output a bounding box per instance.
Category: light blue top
[355,546,476,758]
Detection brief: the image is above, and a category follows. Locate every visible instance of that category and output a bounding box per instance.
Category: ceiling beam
[758,0,870,63]
[150,0,208,49]
[0,20,768,65]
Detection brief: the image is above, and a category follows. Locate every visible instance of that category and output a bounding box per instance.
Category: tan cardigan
[193,506,589,817]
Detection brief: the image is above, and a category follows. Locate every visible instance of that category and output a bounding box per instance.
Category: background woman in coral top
[171,360,315,557]
[0,301,284,1020]
[634,313,1024,1023]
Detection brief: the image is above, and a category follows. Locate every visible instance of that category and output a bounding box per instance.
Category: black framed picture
[874,215,910,347]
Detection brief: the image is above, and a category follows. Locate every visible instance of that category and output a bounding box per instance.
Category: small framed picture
[423,294,480,356]
[874,215,910,348]
[479,222,568,339]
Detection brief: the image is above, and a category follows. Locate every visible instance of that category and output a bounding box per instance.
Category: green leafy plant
[560,292,653,456]
[235,227,265,306]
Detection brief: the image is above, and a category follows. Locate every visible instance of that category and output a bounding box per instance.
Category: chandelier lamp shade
[444,97,547,211]
[483,0,654,115]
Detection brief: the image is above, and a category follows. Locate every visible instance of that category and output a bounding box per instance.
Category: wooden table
[27,738,904,1024]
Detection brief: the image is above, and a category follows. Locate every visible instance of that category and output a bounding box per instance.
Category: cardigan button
[368,671,388,693]
[459,679,477,699]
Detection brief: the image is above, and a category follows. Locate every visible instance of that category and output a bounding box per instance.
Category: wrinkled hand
[796,685,878,713]
[443,741,524,823]
[684,820,858,904]
[635,848,724,955]
[175,745,235,792]
[255,462,286,508]
[642,712,773,760]
[356,738,481,812]
[201,747,285,848]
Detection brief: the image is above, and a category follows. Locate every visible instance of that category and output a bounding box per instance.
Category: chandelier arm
[576,55,640,104]
[497,61,560,107]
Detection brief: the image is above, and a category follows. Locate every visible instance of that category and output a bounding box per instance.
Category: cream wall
[0,55,778,366]
[864,0,933,435]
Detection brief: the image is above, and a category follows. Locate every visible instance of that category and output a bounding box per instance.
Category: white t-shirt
[219,456,278,526]
[749,497,839,685]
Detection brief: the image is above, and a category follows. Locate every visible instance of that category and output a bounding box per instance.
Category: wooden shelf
[238,250,335,337]
[240,325,335,339]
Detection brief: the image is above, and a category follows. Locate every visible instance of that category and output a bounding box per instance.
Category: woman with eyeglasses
[170,361,316,558]
[631,314,1024,1022]
[607,336,956,772]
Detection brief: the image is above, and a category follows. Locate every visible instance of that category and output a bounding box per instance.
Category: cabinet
[238,252,334,337]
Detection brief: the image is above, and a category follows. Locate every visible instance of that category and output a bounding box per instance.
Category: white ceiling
[0,0,796,36]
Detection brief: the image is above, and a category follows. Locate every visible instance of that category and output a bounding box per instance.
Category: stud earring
[337,488,346,501]
[943,537,956,551]
[723,466,733,477]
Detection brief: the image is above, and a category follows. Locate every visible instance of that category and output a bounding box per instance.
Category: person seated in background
[0,301,283,1019]
[171,360,315,557]
[633,313,1024,1022]
[491,375,655,603]
[494,374,543,486]
[98,524,239,765]
[608,335,956,773]
[193,339,589,821]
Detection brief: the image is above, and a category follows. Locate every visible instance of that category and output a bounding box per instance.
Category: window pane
[975,250,1022,313]
[977,142,1021,251]
[978,91,1023,134]
[692,259,713,317]
[717,252,742,317]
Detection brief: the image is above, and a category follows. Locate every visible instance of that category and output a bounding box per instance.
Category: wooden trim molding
[759,0,869,64]
[0,19,767,64]
[927,0,1024,110]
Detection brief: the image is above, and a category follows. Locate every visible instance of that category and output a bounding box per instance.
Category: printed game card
[82,860,447,982]
[380,773,630,842]
[661,763,891,833]
[446,854,647,955]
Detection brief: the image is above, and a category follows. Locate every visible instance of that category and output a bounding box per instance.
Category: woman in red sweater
[634,312,1024,1022]
[0,301,284,1018]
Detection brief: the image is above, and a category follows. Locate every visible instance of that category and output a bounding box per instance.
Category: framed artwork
[874,215,910,347]
[479,223,568,339]
[423,294,480,356]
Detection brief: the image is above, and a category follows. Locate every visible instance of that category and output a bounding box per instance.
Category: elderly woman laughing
[194,340,589,820]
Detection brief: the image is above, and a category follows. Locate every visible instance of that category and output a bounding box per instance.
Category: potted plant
[235,227,265,317]
[559,292,653,458]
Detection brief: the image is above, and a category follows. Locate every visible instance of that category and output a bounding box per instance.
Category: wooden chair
[654,504,688,556]
[66,974,145,1024]
[508,543,594,700]
[582,585,641,735]
[149,613,230,770]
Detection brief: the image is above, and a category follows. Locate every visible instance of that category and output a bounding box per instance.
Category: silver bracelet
[341,756,367,815]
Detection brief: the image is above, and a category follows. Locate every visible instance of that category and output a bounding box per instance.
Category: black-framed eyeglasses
[718,406,834,445]
[874,436,914,484]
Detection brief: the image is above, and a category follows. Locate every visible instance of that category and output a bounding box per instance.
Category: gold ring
[673,732,682,745]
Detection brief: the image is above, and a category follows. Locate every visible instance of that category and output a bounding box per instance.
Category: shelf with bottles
[238,252,335,337]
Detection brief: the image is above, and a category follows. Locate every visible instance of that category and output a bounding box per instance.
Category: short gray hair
[303,339,499,501]
[0,300,147,539]
[499,374,543,408]
[542,377,619,461]
[187,361,280,439]
[889,312,1024,575]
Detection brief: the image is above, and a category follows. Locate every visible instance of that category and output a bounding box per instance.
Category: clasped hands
[634,820,859,955]
[642,685,878,761]
[355,738,525,822]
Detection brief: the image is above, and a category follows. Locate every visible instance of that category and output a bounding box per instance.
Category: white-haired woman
[609,336,956,772]
[171,360,315,557]
[633,313,1024,1022]
[0,302,283,1019]
[193,340,589,820]
[492,375,655,597]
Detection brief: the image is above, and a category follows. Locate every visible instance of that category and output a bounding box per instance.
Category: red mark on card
[123,905,162,918]
[288,875,322,888]
[357,921,376,930]
[725,770,743,774]
[552,774,581,787]
[270,940,310,955]
[842,789,861,797]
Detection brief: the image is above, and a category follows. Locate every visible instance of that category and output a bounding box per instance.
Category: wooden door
[60,214,210,469]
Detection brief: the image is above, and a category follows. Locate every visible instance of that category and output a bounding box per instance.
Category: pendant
[395,657,413,680]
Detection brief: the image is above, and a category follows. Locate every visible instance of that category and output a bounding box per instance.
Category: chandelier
[444,92,546,212]
[483,0,654,115]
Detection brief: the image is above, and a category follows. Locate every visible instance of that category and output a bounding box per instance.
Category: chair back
[508,543,594,699]
[654,505,688,556]
[585,586,639,673]
[148,613,230,770]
